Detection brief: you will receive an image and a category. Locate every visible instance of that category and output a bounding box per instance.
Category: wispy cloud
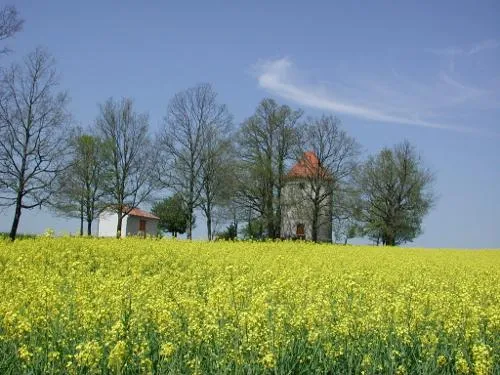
[468,39,500,55]
[428,39,500,56]
[428,47,464,57]
[253,58,498,136]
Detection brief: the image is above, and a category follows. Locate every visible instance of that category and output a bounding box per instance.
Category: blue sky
[1,1,499,248]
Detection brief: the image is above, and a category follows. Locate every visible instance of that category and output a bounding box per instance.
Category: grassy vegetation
[0,232,38,240]
[0,238,498,374]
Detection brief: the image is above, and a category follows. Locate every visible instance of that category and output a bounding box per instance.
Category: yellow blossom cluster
[0,237,498,374]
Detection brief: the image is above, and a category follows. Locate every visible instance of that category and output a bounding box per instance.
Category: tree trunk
[311,213,318,242]
[205,199,212,241]
[311,198,320,242]
[206,215,212,241]
[79,200,84,236]
[276,185,282,239]
[387,234,395,246]
[265,182,275,239]
[9,193,23,241]
[86,199,93,236]
[266,200,274,239]
[187,208,193,240]
[116,211,123,238]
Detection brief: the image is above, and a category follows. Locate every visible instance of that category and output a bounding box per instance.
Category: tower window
[296,223,305,239]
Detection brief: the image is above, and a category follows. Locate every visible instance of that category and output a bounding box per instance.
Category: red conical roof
[287,151,331,179]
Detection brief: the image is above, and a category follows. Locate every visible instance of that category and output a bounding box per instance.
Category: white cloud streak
[428,39,500,56]
[254,58,497,136]
[468,39,500,55]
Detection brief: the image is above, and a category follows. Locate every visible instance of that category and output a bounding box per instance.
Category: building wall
[125,216,158,237]
[97,212,128,238]
[98,212,158,237]
[281,179,332,242]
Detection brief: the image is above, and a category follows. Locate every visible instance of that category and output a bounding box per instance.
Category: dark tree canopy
[356,140,435,246]
[152,193,190,237]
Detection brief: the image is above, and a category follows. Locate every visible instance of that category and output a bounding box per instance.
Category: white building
[97,207,159,237]
[281,152,333,242]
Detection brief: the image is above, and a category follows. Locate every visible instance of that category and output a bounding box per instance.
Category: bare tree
[237,99,302,239]
[96,98,155,238]
[0,5,23,55]
[200,128,235,240]
[293,115,361,242]
[157,83,232,240]
[0,48,69,240]
[51,130,108,236]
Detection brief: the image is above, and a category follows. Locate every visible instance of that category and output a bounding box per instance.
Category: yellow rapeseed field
[0,237,498,374]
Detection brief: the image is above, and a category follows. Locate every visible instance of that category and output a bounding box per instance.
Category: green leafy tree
[51,131,107,236]
[215,223,238,240]
[242,217,265,240]
[152,194,190,238]
[356,140,435,246]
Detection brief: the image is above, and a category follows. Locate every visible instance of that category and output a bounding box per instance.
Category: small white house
[97,207,159,238]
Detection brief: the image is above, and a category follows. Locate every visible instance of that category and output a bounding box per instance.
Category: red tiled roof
[124,207,160,220]
[287,151,332,179]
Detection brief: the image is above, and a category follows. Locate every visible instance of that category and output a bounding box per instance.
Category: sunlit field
[0,238,498,374]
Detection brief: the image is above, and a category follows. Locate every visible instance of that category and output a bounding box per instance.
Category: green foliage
[152,194,190,237]
[216,223,238,240]
[356,141,435,246]
[0,232,36,240]
[51,131,108,236]
[242,218,265,240]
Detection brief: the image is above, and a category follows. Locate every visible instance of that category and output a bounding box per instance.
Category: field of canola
[0,237,498,374]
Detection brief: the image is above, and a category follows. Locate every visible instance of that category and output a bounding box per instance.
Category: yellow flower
[436,355,447,367]
[455,352,470,374]
[395,364,407,375]
[108,340,127,371]
[75,340,102,370]
[262,352,276,369]
[48,351,60,362]
[472,343,492,375]
[18,344,32,363]
[361,354,372,368]
[0,237,498,373]
[160,342,175,358]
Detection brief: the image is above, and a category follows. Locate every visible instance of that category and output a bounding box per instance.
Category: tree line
[0,6,435,244]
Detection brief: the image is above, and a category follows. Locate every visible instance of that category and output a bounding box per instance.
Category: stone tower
[281,152,333,242]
